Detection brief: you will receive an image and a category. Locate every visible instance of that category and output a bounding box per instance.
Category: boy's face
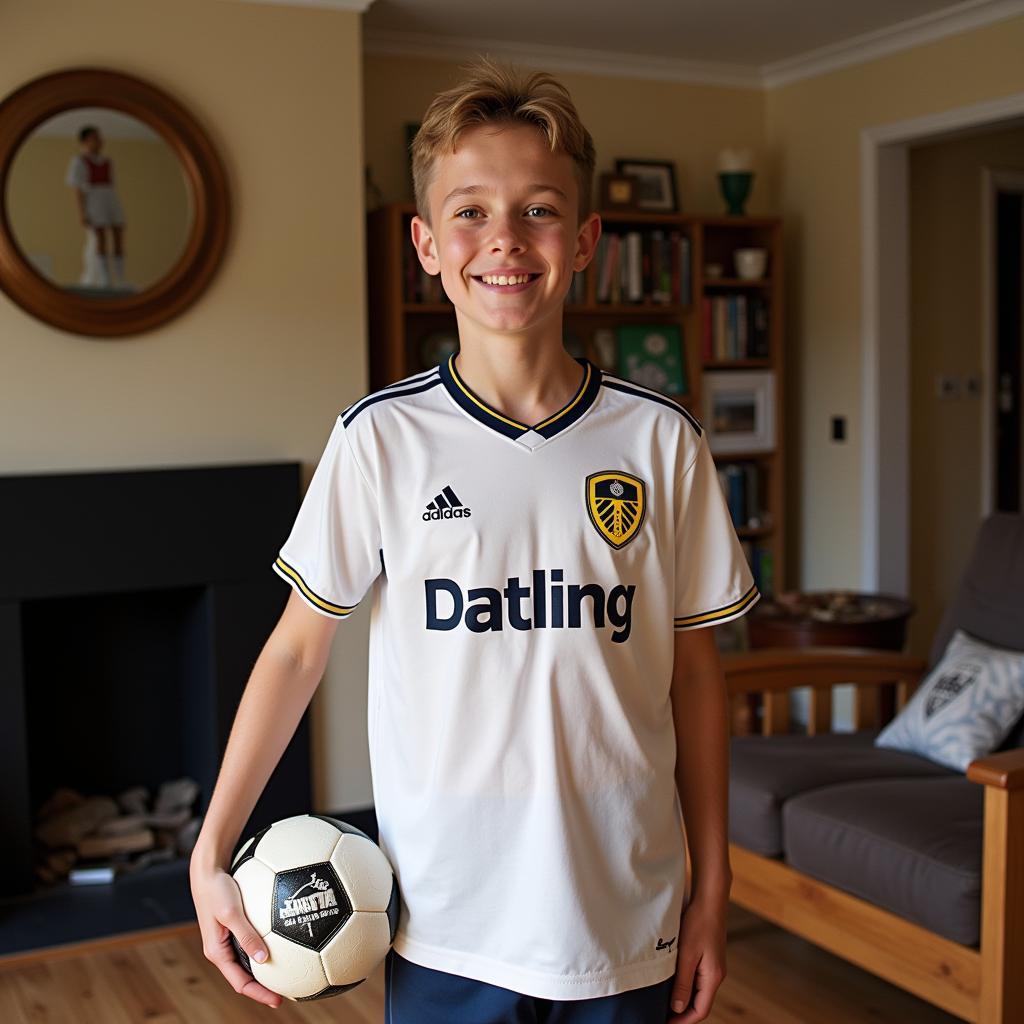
[411,123,600,340]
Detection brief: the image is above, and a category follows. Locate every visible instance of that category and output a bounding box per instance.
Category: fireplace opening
[0,459,313,955]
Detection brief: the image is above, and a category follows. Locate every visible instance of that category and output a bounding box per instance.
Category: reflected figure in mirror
[65,125,128,289]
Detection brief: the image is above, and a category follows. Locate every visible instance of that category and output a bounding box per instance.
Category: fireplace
[0,459,319,954]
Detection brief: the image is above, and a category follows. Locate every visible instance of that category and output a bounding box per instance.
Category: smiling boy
[373,58,757,1022]
[192,55,759,1024]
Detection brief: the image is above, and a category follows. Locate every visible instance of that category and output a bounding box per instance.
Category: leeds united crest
[586,471,646,549]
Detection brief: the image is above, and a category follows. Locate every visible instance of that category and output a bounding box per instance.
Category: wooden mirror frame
[0,67,230,337]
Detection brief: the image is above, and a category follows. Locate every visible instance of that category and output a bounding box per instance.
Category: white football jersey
[272,353,760,1000]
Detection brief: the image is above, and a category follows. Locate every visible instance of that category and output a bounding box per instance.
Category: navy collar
[438,353,602,441]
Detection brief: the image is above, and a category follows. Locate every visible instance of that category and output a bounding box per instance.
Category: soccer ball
[229,813,400,1001]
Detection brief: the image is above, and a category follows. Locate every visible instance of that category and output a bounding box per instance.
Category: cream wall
[908,125,1024,657]
[364,53,774,217]
[1,0,372,814]
[765,15,1024,650]
[7,6,1024,817]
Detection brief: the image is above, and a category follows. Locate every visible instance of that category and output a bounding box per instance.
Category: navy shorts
[384,949,676,1023]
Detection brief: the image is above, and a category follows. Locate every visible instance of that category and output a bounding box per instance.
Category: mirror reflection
[5,107,193,297]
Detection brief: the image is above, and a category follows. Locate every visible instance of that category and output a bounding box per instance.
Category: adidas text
[423,506,472,521]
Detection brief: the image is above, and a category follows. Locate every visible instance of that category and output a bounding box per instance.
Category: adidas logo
[423,485,473,521]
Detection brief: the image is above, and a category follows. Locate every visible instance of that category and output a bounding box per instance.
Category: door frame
[860,92,1024,592]
[981,167,1024,515]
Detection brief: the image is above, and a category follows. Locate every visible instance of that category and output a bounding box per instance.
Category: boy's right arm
[189,588,339,1008]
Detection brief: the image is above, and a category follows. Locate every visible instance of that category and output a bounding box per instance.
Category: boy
[65,125,127,288]
[191,57,759,1024]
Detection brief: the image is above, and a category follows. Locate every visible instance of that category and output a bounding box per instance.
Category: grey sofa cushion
[930,512,1024,672]
[929,512,1024,753]
[729,730,953,856]
[782,777,983,946]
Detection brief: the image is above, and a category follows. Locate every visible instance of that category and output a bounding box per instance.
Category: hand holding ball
[229,814,400,1001]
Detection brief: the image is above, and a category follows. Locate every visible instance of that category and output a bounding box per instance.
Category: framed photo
[702,370,775,453]
[598,172,641,210]
[614,159,678,212]
[616,324,687,396]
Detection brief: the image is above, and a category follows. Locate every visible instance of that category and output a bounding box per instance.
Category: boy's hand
[668,893,727,1022]
[189,858,284,1009]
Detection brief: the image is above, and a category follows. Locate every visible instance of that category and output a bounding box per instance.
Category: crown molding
[225,0,1024,89]
[362,0,1024,91]
[223,0,375,12]
[361,29,761,88]
[762,0,1024,88]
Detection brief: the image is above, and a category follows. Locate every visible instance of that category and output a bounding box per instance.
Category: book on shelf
[403,243,451,304]
[715,460,769,531]
[701,294,770,360]
[566,269,587,305]
[594,228,691,306]
[741,541,774,600]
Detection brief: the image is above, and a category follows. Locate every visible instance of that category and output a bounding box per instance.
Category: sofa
[719,512,1024,1024]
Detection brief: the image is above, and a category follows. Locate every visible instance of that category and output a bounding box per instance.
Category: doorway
[984,169,1024,514]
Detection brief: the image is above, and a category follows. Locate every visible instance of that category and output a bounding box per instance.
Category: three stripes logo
[423,484,473,521]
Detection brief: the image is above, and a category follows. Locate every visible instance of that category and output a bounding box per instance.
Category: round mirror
[0,68,229,337]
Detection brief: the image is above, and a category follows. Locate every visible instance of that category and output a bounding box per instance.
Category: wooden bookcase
[365,202,786,605]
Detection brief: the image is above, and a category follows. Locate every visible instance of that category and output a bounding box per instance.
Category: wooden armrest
[966,747,1024,790]
[720,647,929,694]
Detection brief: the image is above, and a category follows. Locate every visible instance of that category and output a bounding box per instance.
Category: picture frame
[615,323,687,396]
[702,370,775,453]
[614,158,678,212]
[598,172,641,210]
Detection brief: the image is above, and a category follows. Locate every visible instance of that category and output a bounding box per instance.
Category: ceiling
[355,0,1024,87]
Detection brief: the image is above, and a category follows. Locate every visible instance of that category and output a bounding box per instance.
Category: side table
[737,590,915,734]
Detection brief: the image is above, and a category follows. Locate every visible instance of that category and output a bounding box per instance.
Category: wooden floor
[0,903,963,1023]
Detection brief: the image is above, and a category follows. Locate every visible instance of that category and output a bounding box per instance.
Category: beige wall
[7,5,1024,815]
[765,16,1024,645]
[908,125,1024,656]
[1,0,372,814]
[364,53,774,216]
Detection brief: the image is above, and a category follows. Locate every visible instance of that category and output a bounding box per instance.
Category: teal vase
[718,171,753,216]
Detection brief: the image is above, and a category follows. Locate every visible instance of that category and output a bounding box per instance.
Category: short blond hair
[411,56,596,227]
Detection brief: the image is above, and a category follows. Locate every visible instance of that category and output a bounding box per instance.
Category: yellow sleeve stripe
[273,556,358,617]
[674,583,760,627]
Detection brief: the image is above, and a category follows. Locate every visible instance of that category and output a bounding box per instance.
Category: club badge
[586,471,646,549]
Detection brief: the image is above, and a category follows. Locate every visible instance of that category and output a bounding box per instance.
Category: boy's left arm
[667,625,731,1023]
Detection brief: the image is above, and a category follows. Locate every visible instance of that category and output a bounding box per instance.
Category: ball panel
[229,931,251,976]
[320,911,392,986]
[272,862,351,951]
[295,980,366,1000]
[255,814,343,872]
[231,824,270,872]
[385,874,401,942]
[233,856,277,937]
[309,813,372,841]
[329,834,393,912]
[251,931,328,1001]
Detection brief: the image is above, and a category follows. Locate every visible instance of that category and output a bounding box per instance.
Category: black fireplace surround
[0,458,367,955]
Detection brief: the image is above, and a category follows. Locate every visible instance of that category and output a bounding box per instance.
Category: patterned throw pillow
[875,628,1024,772]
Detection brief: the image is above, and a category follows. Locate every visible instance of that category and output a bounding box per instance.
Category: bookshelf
[365,202,786,605]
